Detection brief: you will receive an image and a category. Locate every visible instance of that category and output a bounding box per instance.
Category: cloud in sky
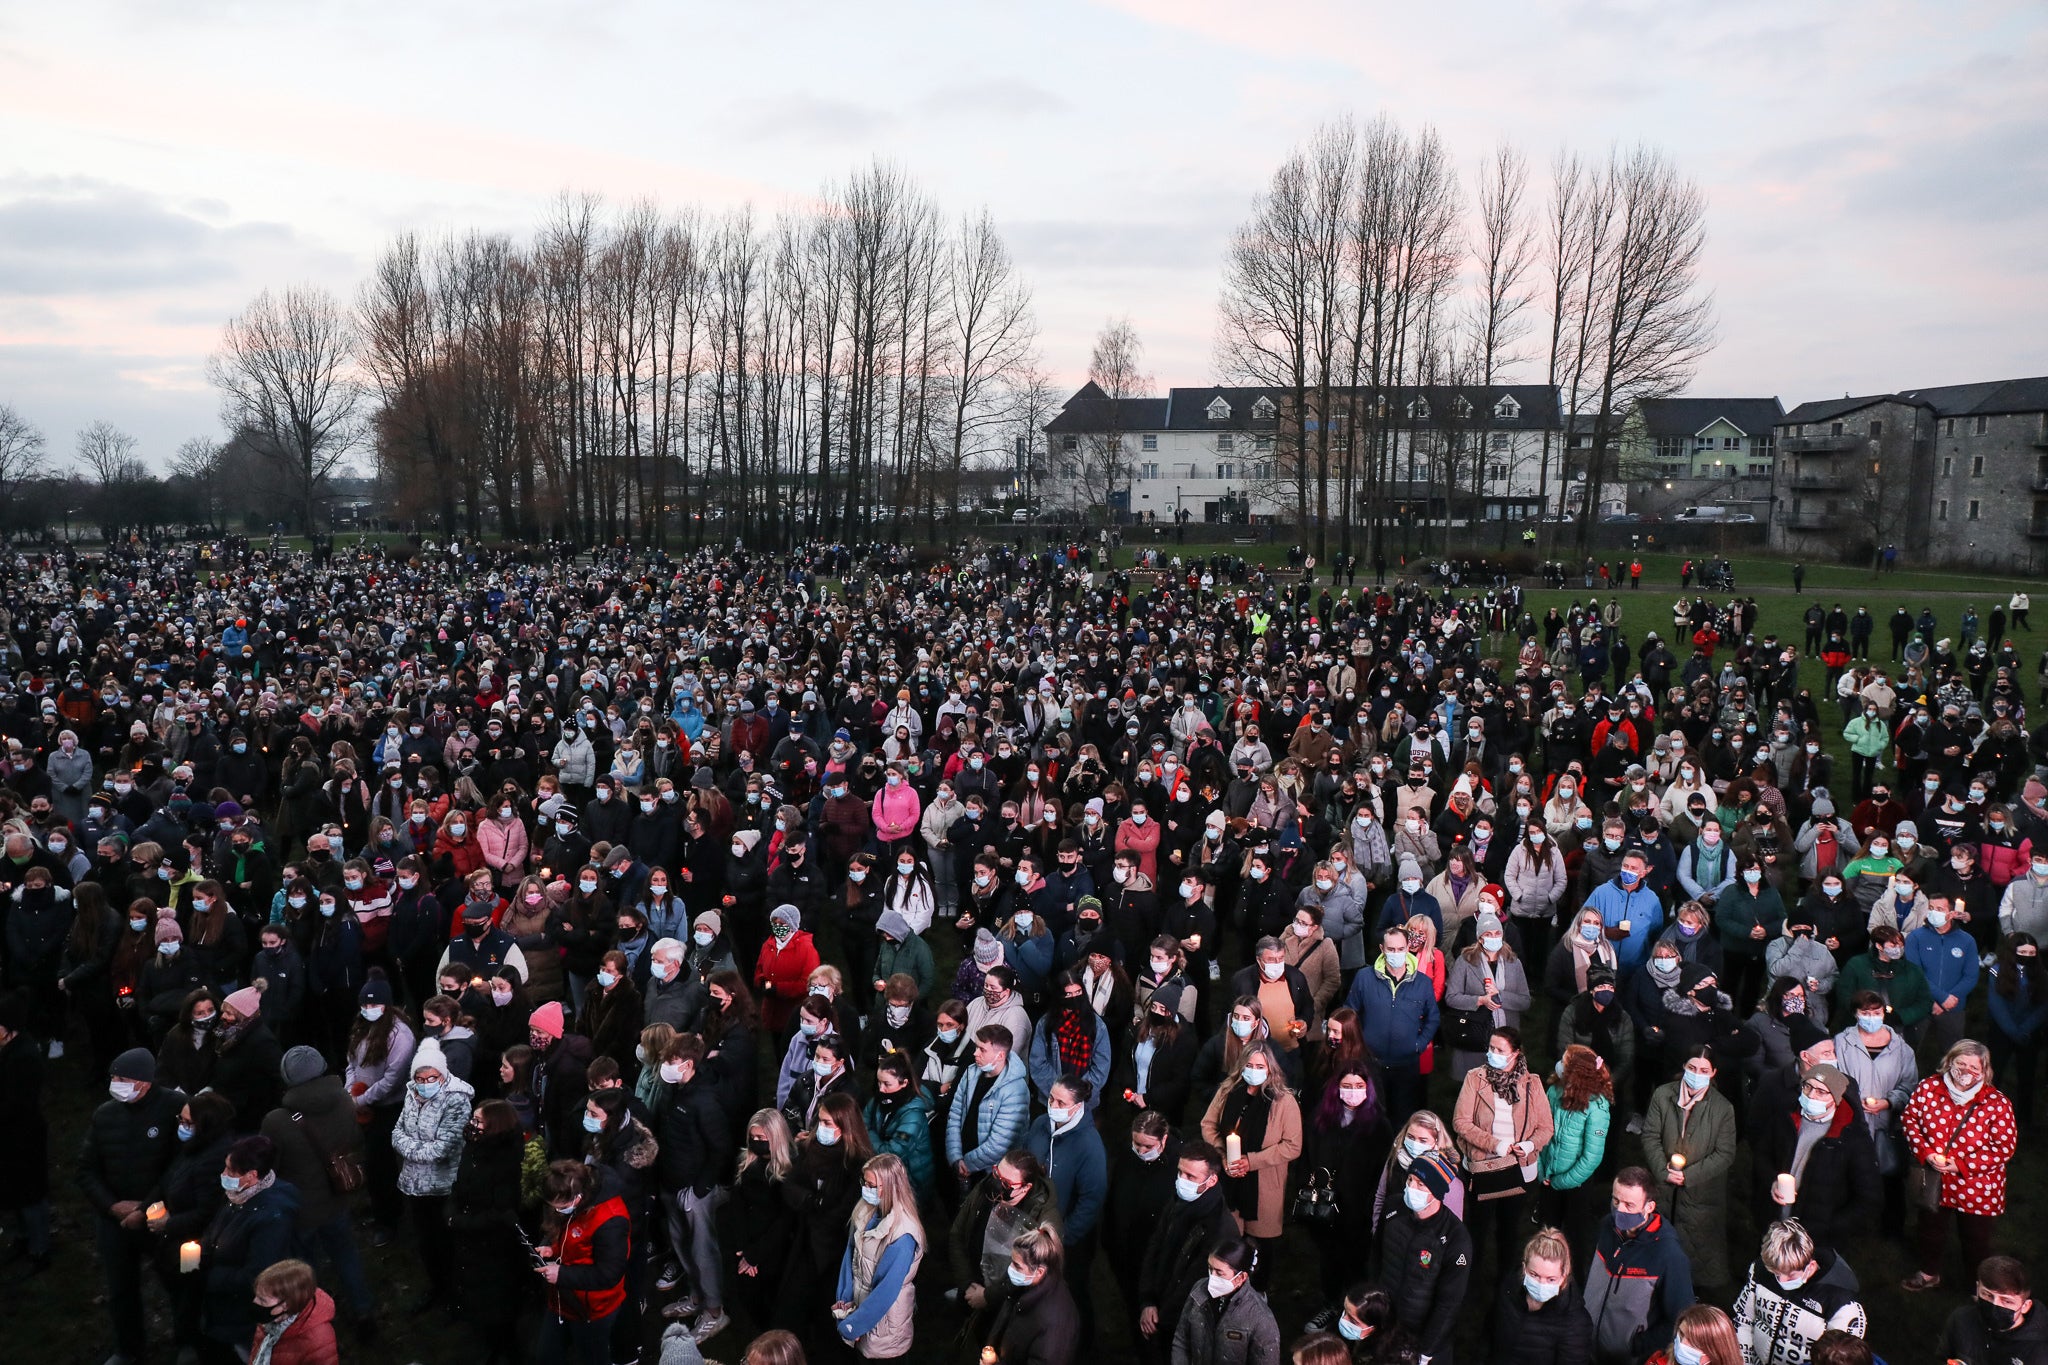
[0,0,2044,463]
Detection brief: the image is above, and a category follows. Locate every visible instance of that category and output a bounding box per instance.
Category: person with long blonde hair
[830,1154,926,1358]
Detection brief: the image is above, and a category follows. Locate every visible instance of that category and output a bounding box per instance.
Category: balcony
[1785,472,1851,491]
[1781,434,1862,454]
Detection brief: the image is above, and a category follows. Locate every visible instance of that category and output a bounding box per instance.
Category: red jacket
[1901,1074,2017,1216]
[754,929,822,1031]
[441,829,488,882]
[250,1289,339,1365]
[549,1192,631,1321]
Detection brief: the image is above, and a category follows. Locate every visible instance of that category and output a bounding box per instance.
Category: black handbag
[1292,1166,1340,1223]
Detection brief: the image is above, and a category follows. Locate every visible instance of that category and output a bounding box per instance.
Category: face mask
[1402,1136,1431,1161]
[491,986,513,1006]
[1799,1093,1832,1120]
[1580,923,1600,943]
[937,1026,960,1044]
[1524,1274,1560,1303]
[449,824,467,838]
[416,1080,443,1098]
[1980,1299,2022,1334]
[1205,1272,1238,1299]
[1651,959,1678,979]
[1384,950,1410,970]
[1673,1340,1707,1365]
[1242,1064,1268,1087]
[1882,944,1904,961]
[1613,1209,1648,1233]
[1402,1183,1432,1212]
[1399,878,1422,894]
[1897,836,1916,850]
[129,918,149,934]
[360,1004,384,1021]
[1683,1069,1709,1091]
[220,1171,246,1194]
[1175,1175,1203,1201]
[1927,909,1948,930]
[581,1112,604,1133]
[1486,1050,1511,1071]
[1338,1315,1366,1342]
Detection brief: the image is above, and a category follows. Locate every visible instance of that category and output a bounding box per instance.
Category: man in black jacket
[655,1034,733,1337]
[1757,1062,1878,1256]
[1136,1139,1234,1364]
[259,1046,374,1334]
[1942,1256,2048,1365]
[79,1047,186,1365]
[1376,1150,1472,1365]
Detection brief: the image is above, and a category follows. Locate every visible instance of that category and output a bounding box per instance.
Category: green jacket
[872,930,936,999]
[1834,946,1935,1031]
[1715,882,1785,958]
[1843,715,1891,759]
[1538,1090,1610,1190]
[1639,1079,1737,1288]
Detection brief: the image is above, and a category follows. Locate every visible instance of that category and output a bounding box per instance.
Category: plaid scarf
[1051,1005,1095,1076]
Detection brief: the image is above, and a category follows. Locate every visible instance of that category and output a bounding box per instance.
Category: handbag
[1906,1093,1981,1212]
[292,1109,366,1195]
[1292,1166,1341,1223]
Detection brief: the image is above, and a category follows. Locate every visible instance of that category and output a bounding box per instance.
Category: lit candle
[982,1349,1000,1365]
[145,1201,168,1229]
[1667,1153,1686,1172]
[180,1240,202,1274]
[1774,1172,1797,1204]
[1225,1132,1243,1165]
[1619,919,1632,933]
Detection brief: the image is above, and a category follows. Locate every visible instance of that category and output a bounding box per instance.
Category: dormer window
[1251,396,1276,420]
[1206,397,1231,421]
[1494,395,1521,420]
[1407,398,1430,421]
[1452,396,1473,420]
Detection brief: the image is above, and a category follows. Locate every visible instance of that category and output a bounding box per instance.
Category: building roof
[1044,383,1562,434]
[1780,376,2048,427]
[1635,397,1784,439]
[1043,381,1170,435]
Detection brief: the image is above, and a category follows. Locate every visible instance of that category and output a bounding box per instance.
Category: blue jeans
[295,1209,373,1318]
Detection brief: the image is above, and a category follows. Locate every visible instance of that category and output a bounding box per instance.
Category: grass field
[9,555,2045,1363]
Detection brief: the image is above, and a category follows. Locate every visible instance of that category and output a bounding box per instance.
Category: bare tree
[210,286,364,532]
[940,209,1035,532]
[170,436,226,530]
[1574,147,1717,549]
[74,420,141,484]
[1079,318,1151,524]
[1538,151,1604,547]
[1467,142,1536,547]
[0,404,50,527]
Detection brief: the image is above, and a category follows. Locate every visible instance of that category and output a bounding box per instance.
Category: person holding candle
[1641,1047,1738,1295]
[1757,1063,1878,1254]
[151,1091,237,1355]
[81,1046,187,1365]
[1900,1039,2018,1292]
[1200,1040,1301,1288]
[1830,990,1919,1237]
[979,1225,1080,1365]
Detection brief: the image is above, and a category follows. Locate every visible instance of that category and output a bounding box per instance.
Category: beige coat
[1282,930,1342,1013]
[1200,1081,1303,1238]
[848,1213,924,1358]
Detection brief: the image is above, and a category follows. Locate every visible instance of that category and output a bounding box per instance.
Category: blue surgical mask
[1523,1274,1560,1303]
[1174,1175,1202,1202]
[861,1185,881,1206]
[1683,1070,1709,1091]
[1486,1050,1511,1071]
[1402,1183,1432,1212]
[1403,1136,1432,1160]
[178,1122,196,1142]
[1856,1014,1886,1034]
[1613,1209,1648,1233]
[815,1125,840,1146]
[1338,1315,1366,1342]
[582,1112,604,1133]
[1799,1093,1832,1120]
[220,1171,244,1193]
[1007,1263,1035,1288]
[1673,1341,1706,1365]
[416,1080,443,1098]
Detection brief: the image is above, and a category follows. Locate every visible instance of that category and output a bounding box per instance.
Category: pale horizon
[3,0,2044,467]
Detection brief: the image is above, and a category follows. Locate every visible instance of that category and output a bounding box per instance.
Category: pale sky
[3,0,2044,466]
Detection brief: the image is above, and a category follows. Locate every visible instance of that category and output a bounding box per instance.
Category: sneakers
[661,1296,701,1321]
[1305,1308,1337,1332]
[1900,1271,1942,1292]
[1624,1115,1644,1136]
[655,1263,682,1292]
[692,1310,730,1344]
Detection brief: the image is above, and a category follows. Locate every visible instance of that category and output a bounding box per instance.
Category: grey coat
[47,746,95,825]
[1170,1282,1281,1365]
[391,1074,476,1195]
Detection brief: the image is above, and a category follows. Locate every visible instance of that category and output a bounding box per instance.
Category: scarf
[1051,1004,1095,1077]
[250,1310,299,1365]
[1217,1084,1274,1220]
[1484,1054,1529,1104]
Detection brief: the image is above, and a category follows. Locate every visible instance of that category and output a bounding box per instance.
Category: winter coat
[1639,1080,1737,1288]
[754,929,822,1032]
[1376,1201,1474,1362]
[1504,843,1568,922]
[551,731,597,788]
[864,1091,937,1199]
[1584,875,1663,972]
[201,1178,302,1344]
[1833,946,1934,1031]
[2001,872,2048,939]
[1763,933,1838,1011]
[835,1215,923,1359]
[1492,1275,1594,1365]
[77,1081,186,1213]
[1023,1112,1110,1243]
[391,1073,477,1195]
[1539,1091,1610,1191]
[1901,1073,2019,1216]
[1343,956,1440,1067]
[1584,1213,1694,1365]
[984,1272,1080,1365]
[1199,1080,1303,1239]
[1757,1096,1879,1249]
[945,1049,1031,1173]
[1730,1255,1867,1365]
[1443,950,1533,1051]
[1281,929,1342,1013]
[344,1019,416,1110]
[579,976,644,1073]
[1451,1064,1553,1178]
[250,1288,340,1365]
[500,893,566,1003]
[1170,1282,1281,1365]
[476,814,529,886]
[870,783,922,844]
[260,1074,363,1231]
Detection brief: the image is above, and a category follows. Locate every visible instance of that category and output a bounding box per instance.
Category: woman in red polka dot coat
[1899,1038,2017,1292]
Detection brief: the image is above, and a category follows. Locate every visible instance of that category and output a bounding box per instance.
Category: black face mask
[1979,1299,2021,1334]
[747,1137,771,1157]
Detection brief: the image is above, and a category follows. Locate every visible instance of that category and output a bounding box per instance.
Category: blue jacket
[1002,929,1057,998]
[1376,887,1443,937]
[1344,956,1439,1066]
[1988,963,2048,1042]
[1584,876,1664,974]
[864,1092,937,1199]
[1905,924,1979,1006]
[1022,1113,1109,1242]
[946,1049,1031,1172]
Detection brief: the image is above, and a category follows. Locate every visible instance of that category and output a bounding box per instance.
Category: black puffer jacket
[210,1022,283,1132]
[77,1083,186,1213]
[201,1178,302,1344]
[1376,1201,1474,1362]
[1492,1273,1594,1365]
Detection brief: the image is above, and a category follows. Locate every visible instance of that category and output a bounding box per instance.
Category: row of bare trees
[1215,113,1715,558]
[246,161,1042,547]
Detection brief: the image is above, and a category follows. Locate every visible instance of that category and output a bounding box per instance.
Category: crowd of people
[0,534,2045,1365]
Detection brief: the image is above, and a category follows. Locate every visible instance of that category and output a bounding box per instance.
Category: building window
[1141,434,1157,452]
[1139,462,1159,480]
[1938,499,1949,520]
[1969,499,1982,520]
[1973,456,1985,477]
[1494,395,1521,420]
[1656,436,1685,462]
[1491,432,1509,451]
[1870,420,1883,439]
[1251,396,1276,420]
[1748,464,1768,476]
[1694,437,1712,452]
[1942,457,1954,477]
[1063,463,1078,480]
[1407,399,1430,421]
[1254,434,1272,451]
[1831,422,1845,436]
[1216,432,1235,452]
[1488,463,1506,481]
[1216,463,1235,480]
[1977,415,1989,435]
[1062,435,1078,452]
[1256,461,1273,481]
[1944,418,1955,437]
[1723,436,1739,450]
[1206,397,1230,421]
[1452,396,1473,419]
[1755,437,1774,460]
